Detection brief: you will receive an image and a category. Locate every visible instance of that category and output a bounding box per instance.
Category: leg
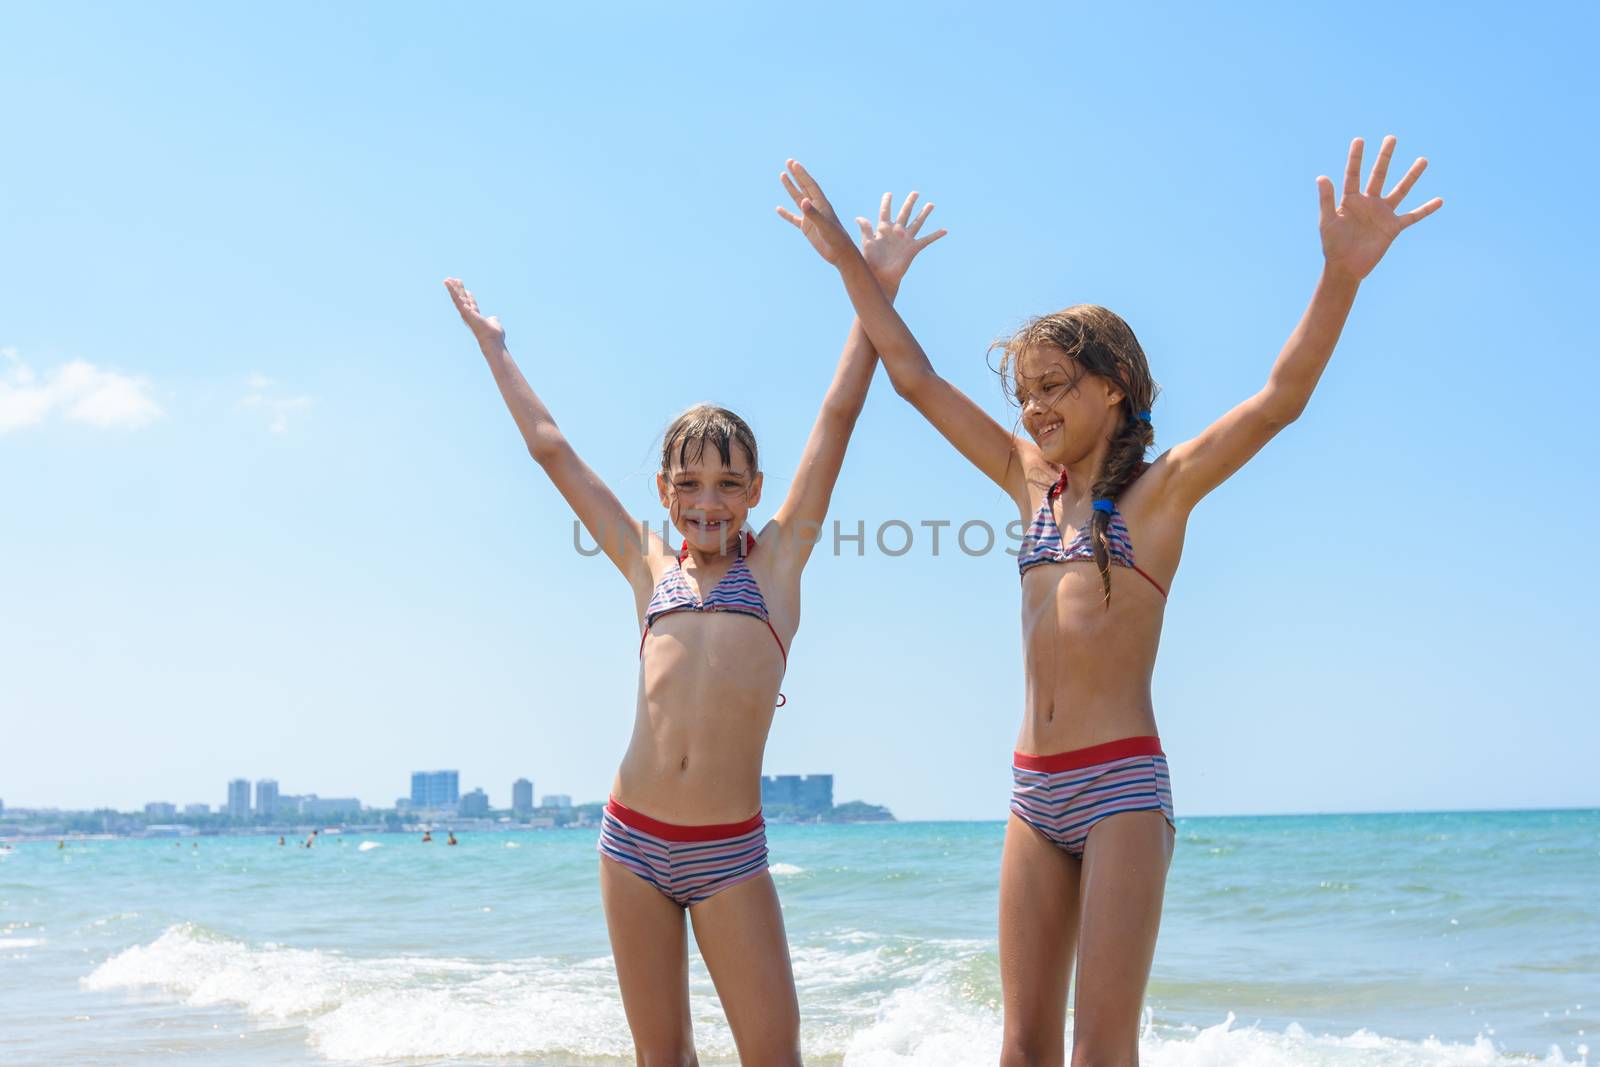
[688,872,802,1066]
[999,813,1083,1067]
[600,856,699,1067]
[1068,811,1173,1067]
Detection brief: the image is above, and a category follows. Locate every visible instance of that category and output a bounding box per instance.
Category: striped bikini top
[1017,470,1167,598]
[640,531,788,703]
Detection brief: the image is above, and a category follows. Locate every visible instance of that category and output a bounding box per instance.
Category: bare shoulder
[1011,437,1056,515]
[748,519,800,578]
[1117,454,1190,561]
[632,526,679,588]
[747,520,803,629]
[1122,450,1179,509]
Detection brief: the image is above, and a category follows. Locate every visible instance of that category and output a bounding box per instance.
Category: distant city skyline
[1,770,606,820]
[1,771,874,822]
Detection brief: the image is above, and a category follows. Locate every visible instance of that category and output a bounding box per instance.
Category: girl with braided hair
[778,138,1442,1064]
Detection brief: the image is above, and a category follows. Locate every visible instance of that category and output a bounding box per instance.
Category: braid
[1089,408,1156,605]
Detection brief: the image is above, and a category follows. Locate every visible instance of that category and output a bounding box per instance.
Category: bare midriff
[1016,560,1167,756]
[612,610,784,825]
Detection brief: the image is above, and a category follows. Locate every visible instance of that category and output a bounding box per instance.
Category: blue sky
[2,2,1596,819]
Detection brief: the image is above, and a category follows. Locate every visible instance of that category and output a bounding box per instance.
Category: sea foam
[82,924,1589,1065]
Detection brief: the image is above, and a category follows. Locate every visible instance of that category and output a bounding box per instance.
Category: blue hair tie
[1136,409,1152,423]
[1092,498,1115,515]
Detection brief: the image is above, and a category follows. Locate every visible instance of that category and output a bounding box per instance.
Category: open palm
[1319,136,1443,281]
[776,160,946,286]
[854,190,947,290]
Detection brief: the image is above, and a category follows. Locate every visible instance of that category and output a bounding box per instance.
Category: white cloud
[242,372,315,434]
[0,348,164,432]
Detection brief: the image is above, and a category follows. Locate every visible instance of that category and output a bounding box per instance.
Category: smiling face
[656,405,763,555]
[1013,344,1126,465]
[657,441,762,553]
[995,305,1156,468]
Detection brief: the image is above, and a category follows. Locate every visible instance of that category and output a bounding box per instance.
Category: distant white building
[255,779,279,818]
[541,794,572,809]
[298,796,361,817]
[184,803,210,816]
[144,802,176,818]
[227,779,251,818]
[460,788,489,817]
[512,778,534,815]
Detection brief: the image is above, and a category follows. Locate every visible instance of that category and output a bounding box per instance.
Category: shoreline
[5,804,1593,844]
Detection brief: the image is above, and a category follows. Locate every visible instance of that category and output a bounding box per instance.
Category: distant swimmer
[447,832,458,846]
[421,831,433,843]
[278,836,286,846]
[303,829,318,848]
[58,840,64,850]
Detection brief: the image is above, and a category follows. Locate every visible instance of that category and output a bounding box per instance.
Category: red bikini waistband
[604,797,765,842]
[1013,735,1165,773]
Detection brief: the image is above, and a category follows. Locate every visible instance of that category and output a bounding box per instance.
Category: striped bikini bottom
[597,797,769,907]
[1009,736,1175,859]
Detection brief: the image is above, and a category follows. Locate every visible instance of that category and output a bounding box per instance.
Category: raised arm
[444,279,663,596]
[763,188,946,569]
[1153,136,1444,511]
[781,161,1042,509]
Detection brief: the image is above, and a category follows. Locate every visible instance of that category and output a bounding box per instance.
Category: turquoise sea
[2,811,1595,1065]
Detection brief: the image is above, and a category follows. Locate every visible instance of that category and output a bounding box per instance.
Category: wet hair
[660,403,759,475]
[992,305,1159,604]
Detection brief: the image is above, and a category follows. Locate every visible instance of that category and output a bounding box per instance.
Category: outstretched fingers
[1315,175,1337,222]
[895,191,919,227]
[1342,137,1365,198]
[444,278,502,339]
[907,200,935,236]
[1384,156,1429,206]
[443,278,476,315]
[786,159,830,208]
[780,170,807,209]
[1398,196,1445,230]
[777,169,808,228]
[780,171,801,202]
[914,226,949,251]
[1365,135,1397,197]
[878,191,893,226]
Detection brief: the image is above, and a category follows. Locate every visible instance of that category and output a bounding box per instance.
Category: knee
[735,1033,801,1066]
[744,1053,801,1067]
[1000,1034,1063,1067]
[1068,1041,1137,1067]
